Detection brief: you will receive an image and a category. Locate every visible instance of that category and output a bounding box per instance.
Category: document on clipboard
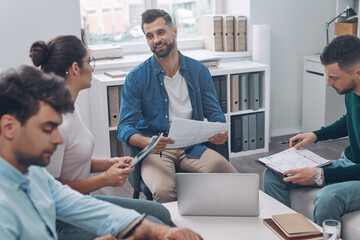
[128,133,163,168]
[257,147,331,174]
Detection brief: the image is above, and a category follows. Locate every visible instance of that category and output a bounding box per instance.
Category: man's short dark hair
[320,34,360,73]
[0,65,74,125]
[141,9,173,32]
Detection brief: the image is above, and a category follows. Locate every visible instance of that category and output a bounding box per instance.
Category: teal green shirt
[313,92,360,183]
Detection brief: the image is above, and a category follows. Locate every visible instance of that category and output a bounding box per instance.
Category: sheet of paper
[167,118,228,148]
[258,147,330,173]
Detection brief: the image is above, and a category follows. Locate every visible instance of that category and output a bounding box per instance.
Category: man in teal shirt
[0,66,201,240]
[264,35,360,226]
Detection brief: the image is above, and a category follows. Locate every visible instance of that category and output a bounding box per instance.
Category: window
[80,0,214,47]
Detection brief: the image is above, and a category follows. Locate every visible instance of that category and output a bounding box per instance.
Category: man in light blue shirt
[0,66,201,240]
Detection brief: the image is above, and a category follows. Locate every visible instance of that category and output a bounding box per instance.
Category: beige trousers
[141,148,238,203]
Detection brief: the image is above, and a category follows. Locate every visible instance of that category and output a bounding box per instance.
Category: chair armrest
[204,141,229,160]
[122,142,142,192]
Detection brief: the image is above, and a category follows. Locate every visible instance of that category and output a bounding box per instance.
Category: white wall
[224,0,336,136]
[0,0,81,69]
[0,0,91,128]
[0,0,339,137]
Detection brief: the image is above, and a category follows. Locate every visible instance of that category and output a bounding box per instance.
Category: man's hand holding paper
[167,118,228,148]
[208,129,228,145]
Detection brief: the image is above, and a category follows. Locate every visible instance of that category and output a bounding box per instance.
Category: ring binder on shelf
[222,15,235,52]
[230,74,239,112]
[107,85,122,127]
[235,16,247,52]
[202,15,223,51]
[241,115,249,151]
[231,115,242,152]
[249,72,260,110]
[240,73,249,110]
[256,112,265,149]
[248,114,257,150]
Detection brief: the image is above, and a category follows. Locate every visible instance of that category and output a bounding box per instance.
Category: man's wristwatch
[314,168,324,186]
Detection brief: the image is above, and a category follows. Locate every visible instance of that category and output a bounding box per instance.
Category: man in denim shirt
[118,9,237,203]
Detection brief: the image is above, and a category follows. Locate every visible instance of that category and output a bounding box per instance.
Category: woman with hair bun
[30,35,171,240]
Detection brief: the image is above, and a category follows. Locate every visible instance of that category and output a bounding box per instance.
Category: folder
[107,85,122,127]
[248,114,257,150]
[256,112,265,149]
[241,115,249,151]
[235,16,247,52]
[202,15,223,51]
[231,115,242,152]
[213,76,221,107]
[249,72,260,110]
[109,130,124,157]
[220,75,227,113]
[222,15,235,52]
[230,74,239,112]
[240,73,249,110]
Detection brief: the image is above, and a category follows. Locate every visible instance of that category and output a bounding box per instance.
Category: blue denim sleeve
[117,72,143,143]
[47,170,140,236]
[200,66,226,123]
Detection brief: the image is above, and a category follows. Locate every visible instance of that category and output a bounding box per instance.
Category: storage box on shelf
[89,61,270,159]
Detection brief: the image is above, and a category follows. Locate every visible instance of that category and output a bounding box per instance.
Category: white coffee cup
[323,219,341,240]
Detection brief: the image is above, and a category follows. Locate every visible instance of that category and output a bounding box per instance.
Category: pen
[159,131,163,158]
[279,139,302,144]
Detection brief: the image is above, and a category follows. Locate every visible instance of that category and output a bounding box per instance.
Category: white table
[163,190,322,240]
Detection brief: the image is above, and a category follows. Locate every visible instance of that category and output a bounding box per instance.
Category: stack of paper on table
[263,213,322,240]
[104,70,128,78]
[257,147,331,174]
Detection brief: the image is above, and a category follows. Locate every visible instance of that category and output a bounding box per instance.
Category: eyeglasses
[80,56,95,70]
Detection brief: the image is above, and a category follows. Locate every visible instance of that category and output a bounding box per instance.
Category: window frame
[83,0,220,55]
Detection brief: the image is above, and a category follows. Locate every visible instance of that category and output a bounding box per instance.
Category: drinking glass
[323,219,341,240]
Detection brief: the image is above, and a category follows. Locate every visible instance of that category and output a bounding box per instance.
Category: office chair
[122,140,230,200]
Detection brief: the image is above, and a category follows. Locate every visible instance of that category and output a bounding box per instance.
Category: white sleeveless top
[46,104,95,180]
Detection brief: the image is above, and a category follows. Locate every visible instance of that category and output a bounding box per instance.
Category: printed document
[258,147,331,173]
[167,118,228,148]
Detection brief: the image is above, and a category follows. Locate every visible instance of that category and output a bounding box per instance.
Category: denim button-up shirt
[0,157,139,239]
[117,51,225,158]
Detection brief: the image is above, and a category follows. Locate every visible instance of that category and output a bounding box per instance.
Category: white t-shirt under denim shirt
[163,69,192,127]
[46,104,95,180]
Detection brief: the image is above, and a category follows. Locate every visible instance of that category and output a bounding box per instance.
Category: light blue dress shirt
[0,157,140,239]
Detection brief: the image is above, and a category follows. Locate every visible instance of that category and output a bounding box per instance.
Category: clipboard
[128,132,163,168]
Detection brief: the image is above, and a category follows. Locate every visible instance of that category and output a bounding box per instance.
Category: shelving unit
[90,60,270,159]
[335,0,360,38]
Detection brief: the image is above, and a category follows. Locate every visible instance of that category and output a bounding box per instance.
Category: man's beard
[14,149,53,168]
[152,40,175,58]
[333,81,356,95]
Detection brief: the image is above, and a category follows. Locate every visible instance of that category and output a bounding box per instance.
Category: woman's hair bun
[29,41,49,67]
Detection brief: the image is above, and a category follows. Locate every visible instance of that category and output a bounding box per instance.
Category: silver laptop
[175,173,259,216]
